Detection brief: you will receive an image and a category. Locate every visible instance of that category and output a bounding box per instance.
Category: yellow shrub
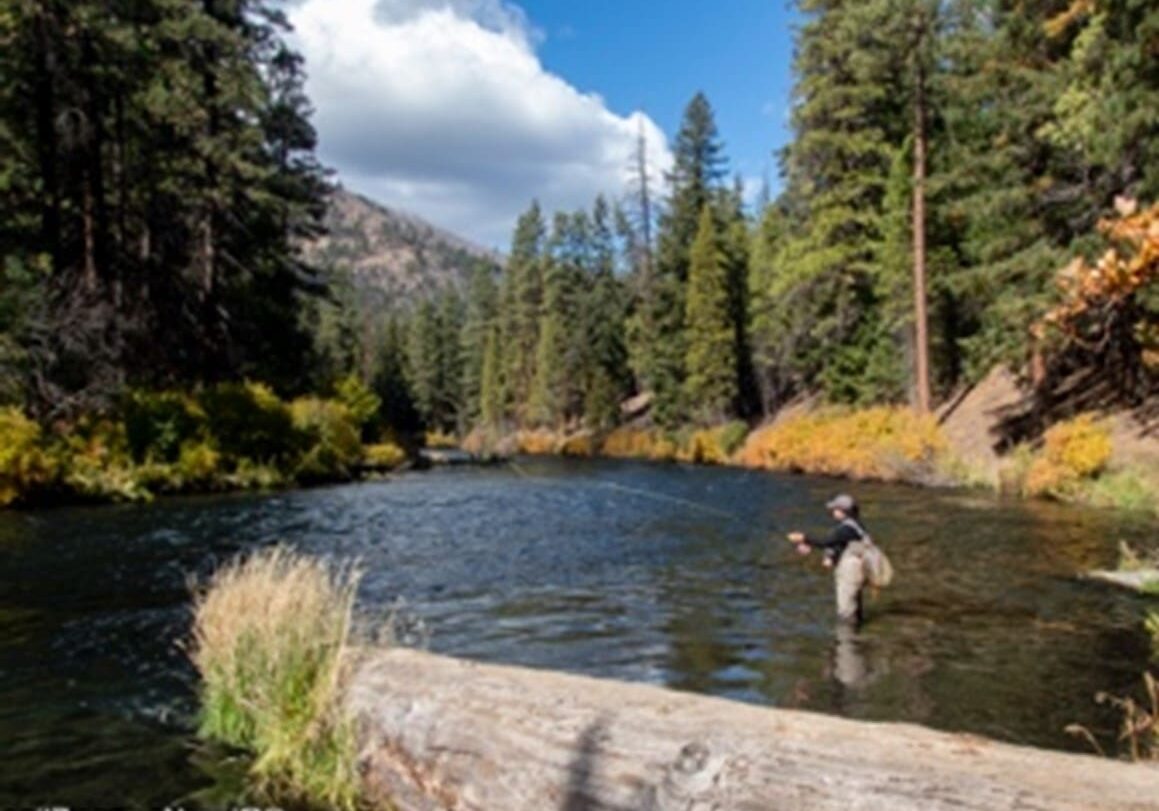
[516,429,559,455]
[424,429,459,449]
[601,427,656,458]
[59,418,150,502]
[0,408,55,506]
[179,441,222,484]
[290,398,362,482]
[559,433,595,457]
[363,442,406,470]
[649,436,679,462]
[736,407,947,482]
[1024,414,1113,498]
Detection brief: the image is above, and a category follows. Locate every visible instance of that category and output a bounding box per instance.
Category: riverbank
[0,381,408,508]
[464,379,1159,516]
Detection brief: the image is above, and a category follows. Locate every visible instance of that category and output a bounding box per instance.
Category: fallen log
[346,649,1159,811]
[1085,568,1159,594]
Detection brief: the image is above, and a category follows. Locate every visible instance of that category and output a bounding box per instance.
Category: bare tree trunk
[911,39,931,414]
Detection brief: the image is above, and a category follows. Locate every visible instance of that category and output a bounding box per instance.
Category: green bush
[57,418,150,503]
[201,382,304,465]
[1083,468,1159,514]
[123,390,206,463]
[717,420,750,457]
[0,407,56,506]
[290,398,363,482]
[334,375,381,434]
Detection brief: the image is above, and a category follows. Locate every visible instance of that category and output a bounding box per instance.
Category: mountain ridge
[304,187,501,303]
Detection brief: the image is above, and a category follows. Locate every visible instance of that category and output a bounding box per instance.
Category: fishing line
[507,460,755,525]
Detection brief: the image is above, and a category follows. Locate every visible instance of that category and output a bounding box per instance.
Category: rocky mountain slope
[304,187,500,302]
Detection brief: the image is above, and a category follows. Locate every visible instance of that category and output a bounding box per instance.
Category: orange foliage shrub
[1023,413,1113,498]
[1032,198,1159,379]
[736,407,947,482]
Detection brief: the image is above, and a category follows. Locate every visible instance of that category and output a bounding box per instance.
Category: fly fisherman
[787,494,874,626]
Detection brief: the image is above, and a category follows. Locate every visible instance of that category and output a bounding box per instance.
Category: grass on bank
[190,547,363,810]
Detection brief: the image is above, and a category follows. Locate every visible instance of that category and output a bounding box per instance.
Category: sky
[286,0,799,249]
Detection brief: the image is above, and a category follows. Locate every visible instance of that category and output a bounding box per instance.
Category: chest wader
[835,539,870,625]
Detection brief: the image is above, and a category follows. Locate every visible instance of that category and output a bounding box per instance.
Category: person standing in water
[787,494,872,626]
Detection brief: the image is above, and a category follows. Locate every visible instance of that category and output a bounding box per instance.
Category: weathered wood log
[1085,568,1159,594]
[346,649,1159,811]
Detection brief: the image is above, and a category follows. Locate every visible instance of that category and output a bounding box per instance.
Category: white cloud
[287,0,672,248]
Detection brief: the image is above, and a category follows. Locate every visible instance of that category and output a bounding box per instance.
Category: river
[1,457,1155,807]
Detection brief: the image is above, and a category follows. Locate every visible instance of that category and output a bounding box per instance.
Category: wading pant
[835,541,869,625]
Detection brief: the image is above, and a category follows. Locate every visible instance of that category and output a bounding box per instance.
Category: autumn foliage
[1033,199,1159,395]
[735,407,947,482]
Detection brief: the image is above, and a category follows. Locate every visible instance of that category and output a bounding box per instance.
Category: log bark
[347,649,1159,811]
[1086,569,1159,594]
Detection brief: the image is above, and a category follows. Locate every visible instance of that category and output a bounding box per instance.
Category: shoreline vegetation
[0,378,406,509]
[462,401,1159,517]
[192,548,1159,810]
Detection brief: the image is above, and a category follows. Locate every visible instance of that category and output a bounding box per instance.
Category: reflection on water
[0,458,1156,806]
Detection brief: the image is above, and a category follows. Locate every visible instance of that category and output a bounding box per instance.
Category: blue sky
[288,0,800,247]
[526,0,799,193]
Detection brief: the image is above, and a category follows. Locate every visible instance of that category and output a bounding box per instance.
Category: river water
[1,457,1156,807]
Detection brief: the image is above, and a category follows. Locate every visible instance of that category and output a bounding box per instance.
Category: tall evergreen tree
[529,211,585,426]
[460,264,499,425]
[581,196,632,429]
[637,92,728,426]
[0,0,329,414]
[684,206,737,422]
[500,201,546,420]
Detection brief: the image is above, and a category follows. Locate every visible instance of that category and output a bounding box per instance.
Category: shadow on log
[346,649,1158,811]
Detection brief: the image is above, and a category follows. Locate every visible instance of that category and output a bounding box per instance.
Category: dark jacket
[805,519,867,566]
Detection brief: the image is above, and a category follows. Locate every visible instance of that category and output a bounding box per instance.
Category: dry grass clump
[736,407,947,481]
[190,547,362,810]
[1023,413,1113,498]
[1069,673,1159,763]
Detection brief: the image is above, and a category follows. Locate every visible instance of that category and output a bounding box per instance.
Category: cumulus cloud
[287,0,672,248]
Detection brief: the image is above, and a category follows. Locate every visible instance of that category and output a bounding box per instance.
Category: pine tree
[581,196,631,429]
[479,325,505,428]
[684,206,737,423]
[500,201,546,420]
[460,264,499,425]
[528,211,585,427]
[720,179,759,417]
[638,92,728,426]
[372,316,422,435]
[772,0,910,403]
[0,0,328,413]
